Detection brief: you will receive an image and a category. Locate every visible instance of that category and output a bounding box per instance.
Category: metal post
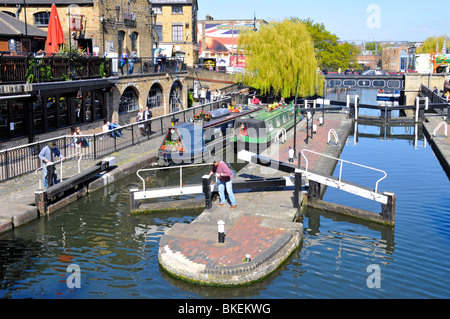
[202,175,212,209]
[381,191,396,224]
[130,188,139,211]
[293,92,298,158]
[293,172,302,208]
[415,97,419,123]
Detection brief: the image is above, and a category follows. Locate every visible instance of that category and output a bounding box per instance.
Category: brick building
[1,0,199,65]
[150,0,199,67]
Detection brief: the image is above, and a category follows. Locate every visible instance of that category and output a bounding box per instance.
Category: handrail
[274,128,287,144]
[327,129,340,145]
[300,149,387,194]
[433,121,448,137]
[34,152,83,189]
[136,163,213,193]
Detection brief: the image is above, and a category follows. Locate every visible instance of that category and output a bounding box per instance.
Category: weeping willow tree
[237,19,324,98]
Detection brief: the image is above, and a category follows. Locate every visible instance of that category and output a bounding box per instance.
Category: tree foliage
[291,18,360,71]
[237,19,323,98]
[416,35,448,54]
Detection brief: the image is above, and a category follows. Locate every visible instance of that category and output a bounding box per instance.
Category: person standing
[200,87,206,105]
[144,106,152,135]
[38,142,65,188]
[136,108,145,135]
[119,50,128,75]
[129,48,138,75]
[206,88,211,104]
[209,158,237,209]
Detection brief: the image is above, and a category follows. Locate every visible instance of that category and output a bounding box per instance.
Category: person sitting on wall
[109,120,123,138]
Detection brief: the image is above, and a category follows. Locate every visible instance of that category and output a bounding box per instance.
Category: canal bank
[423,116,450,179]
[0,135,165,234]
[158,112,353,286]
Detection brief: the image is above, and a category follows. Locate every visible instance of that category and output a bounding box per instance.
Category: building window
[131,32,138,51]
[172,25,183,42]
[400,57,408,71]
[34,12,50,26]
[153,6,162,14]
[154,25,163,43]
[172,6,183,14]
[119,87,138,114]
[118,30,126,53]
[148,85,163,109]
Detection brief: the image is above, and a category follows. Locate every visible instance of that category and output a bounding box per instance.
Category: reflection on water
[1,89,450,299]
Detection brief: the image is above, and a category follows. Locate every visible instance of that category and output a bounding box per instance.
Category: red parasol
[45,4,65,54]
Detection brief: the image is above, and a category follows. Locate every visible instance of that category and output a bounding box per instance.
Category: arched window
[131,32,139,51]
[148,84,163,109]
[118,30,126,53]
[34,12,50,26]
[1,11,16,17]
[169,81,183,112]
[119,87,138,114]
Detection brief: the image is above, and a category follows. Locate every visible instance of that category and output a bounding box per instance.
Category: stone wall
[404,73,450,105]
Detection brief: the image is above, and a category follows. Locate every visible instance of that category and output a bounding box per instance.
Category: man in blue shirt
[38,142,65,188]
[109,120,123,138]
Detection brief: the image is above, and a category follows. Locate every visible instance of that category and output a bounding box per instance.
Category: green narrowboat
[230,102,303,150]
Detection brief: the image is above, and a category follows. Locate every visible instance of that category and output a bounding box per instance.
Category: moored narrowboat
[230,102,302,151]
[157,106,263,166]
[157,123,206,166]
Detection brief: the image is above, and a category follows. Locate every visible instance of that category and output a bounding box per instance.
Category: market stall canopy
[45,4,65,54]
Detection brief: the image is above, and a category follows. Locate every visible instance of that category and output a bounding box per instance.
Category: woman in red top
[209,158,237,208]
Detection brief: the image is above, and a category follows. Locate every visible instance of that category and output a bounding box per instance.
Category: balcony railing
[0,54,113,84]
[109,56,186,76]
[0,54,187,84]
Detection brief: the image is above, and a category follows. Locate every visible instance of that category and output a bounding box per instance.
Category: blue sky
[198,0,449,42]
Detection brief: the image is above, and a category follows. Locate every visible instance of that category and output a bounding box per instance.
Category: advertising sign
[198,23,257,55]
[230,55,247,68]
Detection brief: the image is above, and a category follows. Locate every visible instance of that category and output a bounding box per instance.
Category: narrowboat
[157,123,206,166]
[230,102,303,151]
[377,90,400,101]
[157,106,263,166]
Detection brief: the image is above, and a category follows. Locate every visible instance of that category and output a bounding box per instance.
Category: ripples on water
[1,90,450,298]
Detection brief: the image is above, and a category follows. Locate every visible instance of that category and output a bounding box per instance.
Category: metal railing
[108,56,186,76]
[300,149,387,195]
[0,54,112,84]
[136,162,213,194]
[0,96,233,183]
[34,152,83,189]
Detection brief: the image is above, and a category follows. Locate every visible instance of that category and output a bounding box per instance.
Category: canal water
[1,89,449,299]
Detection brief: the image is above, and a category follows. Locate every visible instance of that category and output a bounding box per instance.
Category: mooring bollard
[218,220,225,243]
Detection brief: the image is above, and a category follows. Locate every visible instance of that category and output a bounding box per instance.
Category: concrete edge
[158,226,303,287]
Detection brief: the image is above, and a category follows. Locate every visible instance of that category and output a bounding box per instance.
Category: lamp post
[293,76,300,159]
[23,0,30,53]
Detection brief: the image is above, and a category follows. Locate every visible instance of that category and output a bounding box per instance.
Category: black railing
[0,97,233,182]
[0,54,113,84]
[109,56,186,76]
